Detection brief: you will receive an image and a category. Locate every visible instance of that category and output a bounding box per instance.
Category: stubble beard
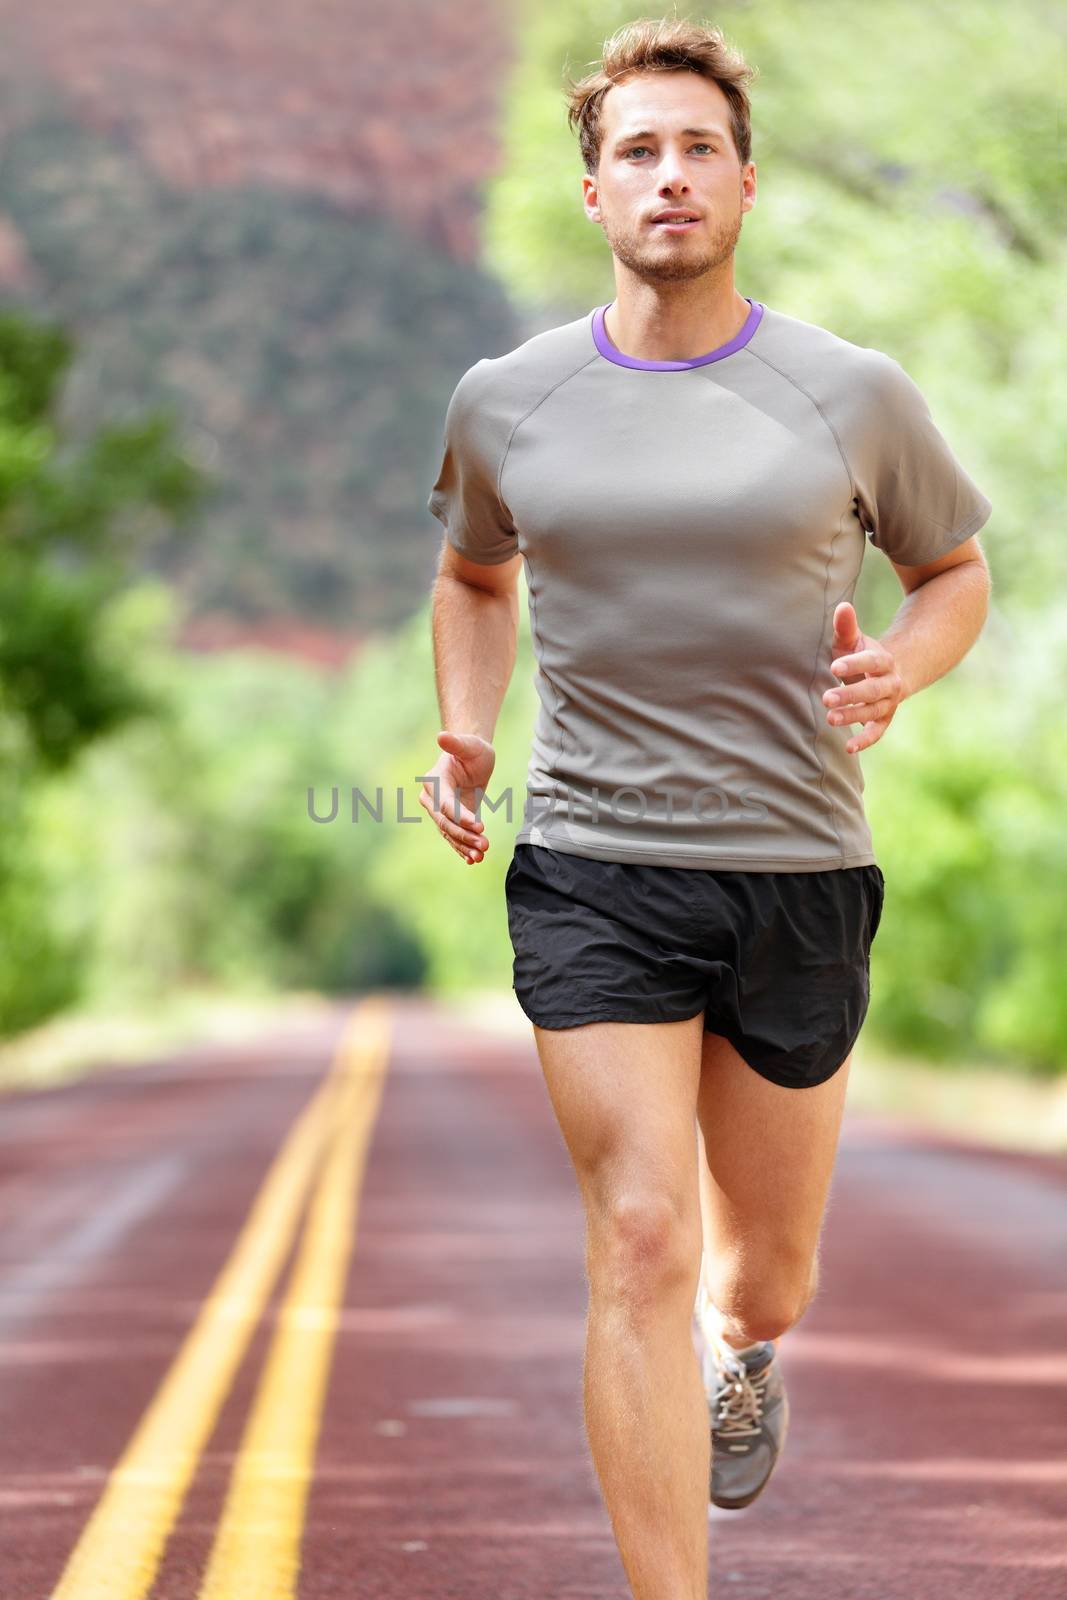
[602,200,743,284]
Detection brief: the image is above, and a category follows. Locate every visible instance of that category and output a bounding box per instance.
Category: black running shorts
[504,843,885,1091]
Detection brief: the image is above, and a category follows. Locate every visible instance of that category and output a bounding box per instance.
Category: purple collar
[591,297,764,371]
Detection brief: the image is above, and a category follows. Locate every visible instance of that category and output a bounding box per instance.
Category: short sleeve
[426,360,520,565]
[855,355,992,566]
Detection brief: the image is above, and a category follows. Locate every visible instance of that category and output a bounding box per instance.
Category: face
[582,70,756,284]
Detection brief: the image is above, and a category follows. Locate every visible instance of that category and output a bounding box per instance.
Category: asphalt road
[0,993,1064,1599]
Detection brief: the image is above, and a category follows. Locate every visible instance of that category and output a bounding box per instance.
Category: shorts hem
[520,995,865,1088]
[514,993,706,1032]
[704,1018,866,1090]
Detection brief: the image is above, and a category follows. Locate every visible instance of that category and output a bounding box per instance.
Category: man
[421,17,992,1599]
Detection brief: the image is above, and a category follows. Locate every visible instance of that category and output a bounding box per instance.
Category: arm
[430,541,522,739]
[422,357,523,858]
[823,348,994,752]
[418,541,522,863]
[879,537,991,701]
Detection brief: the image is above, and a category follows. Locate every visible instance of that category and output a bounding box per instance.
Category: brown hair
[564,16,758,176]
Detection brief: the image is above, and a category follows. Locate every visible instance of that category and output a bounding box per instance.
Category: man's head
[564,18,757,284]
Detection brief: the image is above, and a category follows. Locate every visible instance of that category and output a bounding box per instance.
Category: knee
[709,1247,819,1343]
[731,1286,810,1345]
[588,1191,699,1313]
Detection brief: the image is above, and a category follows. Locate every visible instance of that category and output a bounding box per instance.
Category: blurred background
[0,0,1064,1145]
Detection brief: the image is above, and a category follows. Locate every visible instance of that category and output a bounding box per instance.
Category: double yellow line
[50,996,392,1600]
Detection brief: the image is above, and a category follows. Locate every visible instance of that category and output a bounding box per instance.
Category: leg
[532,1014,708,1600]
[695,1033,852,1347]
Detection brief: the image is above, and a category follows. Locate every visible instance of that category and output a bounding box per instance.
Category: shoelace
[693,1282,772,1440]
[710,1349,771,1439]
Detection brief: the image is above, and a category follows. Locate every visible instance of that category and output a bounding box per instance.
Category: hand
[822,601,906,755]
[418,730,495,864]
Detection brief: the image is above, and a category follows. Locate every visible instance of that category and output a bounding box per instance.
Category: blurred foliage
[863,604,1067,1074]
[0,309,205,1032]
[33,595,428,1010]
[0,86,520,632]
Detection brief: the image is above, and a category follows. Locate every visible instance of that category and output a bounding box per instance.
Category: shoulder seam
[741,344,865,512]
[496,351,602,507]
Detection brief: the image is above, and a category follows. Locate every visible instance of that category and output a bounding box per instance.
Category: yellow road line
[49,998,389,1600]
[197,996,392,1598]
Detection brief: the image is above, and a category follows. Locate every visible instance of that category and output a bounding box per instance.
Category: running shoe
[694,1285,790,1509]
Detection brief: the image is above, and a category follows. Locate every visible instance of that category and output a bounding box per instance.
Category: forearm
[430,573,518,740]
[878,561,991,700]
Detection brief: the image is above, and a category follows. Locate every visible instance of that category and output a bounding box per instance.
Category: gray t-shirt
[427,297,992,871]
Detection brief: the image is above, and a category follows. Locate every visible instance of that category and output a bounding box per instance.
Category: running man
[421,17,992,1599]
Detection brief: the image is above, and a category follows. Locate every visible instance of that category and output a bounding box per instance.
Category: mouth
[650,216,701,232]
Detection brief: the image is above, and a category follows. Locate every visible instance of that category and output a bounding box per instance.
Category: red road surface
[0,994,1064,1598]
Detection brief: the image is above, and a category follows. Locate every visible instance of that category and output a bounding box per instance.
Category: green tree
[0,308,206,1032]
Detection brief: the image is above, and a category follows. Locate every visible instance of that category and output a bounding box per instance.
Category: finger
[825,670,897,707]
[830,697,896,726]
[439,791,481,829]
[830,650,883,677]
[440,815,487,850]
[422,797,486,851]
[845,720,886,754]
[825,680,881,709]
[828,690,896,719]
[828,677,900,710]
[831,600,858,637]
[443,827,487,864]
[443,793,486,832]
[419,787,483,838]
[444,779,491,827]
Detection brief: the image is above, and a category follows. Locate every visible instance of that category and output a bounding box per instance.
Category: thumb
[831,601,861,649]
[437,729,489,752]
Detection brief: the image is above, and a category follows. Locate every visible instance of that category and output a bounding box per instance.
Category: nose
[656,153,689,194]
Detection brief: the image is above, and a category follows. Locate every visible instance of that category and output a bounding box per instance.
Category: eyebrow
[613,127,725,147]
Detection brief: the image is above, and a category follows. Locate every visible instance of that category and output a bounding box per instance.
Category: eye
[622,143,716,159]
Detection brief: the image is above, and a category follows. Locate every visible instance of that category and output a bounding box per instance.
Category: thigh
[533,1015,706,1227]
[695,1030,851,1266]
